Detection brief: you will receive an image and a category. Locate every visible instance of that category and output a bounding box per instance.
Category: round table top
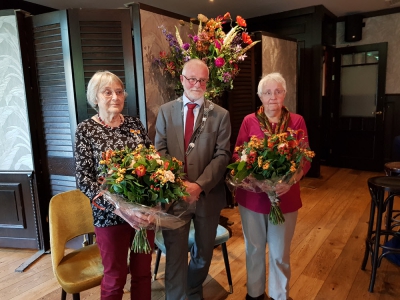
[368,176,400,193]
[384,162,400,175]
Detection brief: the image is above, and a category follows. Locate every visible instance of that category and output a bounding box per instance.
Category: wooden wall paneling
[227,45,257,149]
[67,8,138,122]
[0,172,41,249]
[127,2,148,128]
[30,10,77,200]
[383,94,400,161]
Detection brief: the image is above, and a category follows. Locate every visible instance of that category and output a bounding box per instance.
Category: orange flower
[236,15,247,27]
[135,165,146,177]
[242,32,253,44]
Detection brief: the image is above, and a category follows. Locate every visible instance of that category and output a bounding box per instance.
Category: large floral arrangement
[155,12,259,100]
[227,129,315,224]
[98,144,188,253]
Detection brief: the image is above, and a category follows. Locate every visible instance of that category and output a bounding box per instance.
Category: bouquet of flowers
[155,12,260,100]
[97,144,188,253]
[226,129,315,225]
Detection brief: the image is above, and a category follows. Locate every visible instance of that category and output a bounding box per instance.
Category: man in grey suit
[155,58,231,300]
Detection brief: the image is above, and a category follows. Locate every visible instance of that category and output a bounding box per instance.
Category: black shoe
[246,293,266,300]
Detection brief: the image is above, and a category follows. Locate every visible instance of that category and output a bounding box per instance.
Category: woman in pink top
[233,73,311,300]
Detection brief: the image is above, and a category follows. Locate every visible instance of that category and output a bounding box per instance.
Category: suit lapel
[171,99,185,155]
[194,103,204,131]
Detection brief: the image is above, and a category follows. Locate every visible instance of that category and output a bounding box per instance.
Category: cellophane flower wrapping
[97,145,189,253]
[226,129,315,225]
[155,12,260,100]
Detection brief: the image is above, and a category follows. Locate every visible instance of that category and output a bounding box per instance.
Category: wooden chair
[153,220,233,293]
[49,189,104,300]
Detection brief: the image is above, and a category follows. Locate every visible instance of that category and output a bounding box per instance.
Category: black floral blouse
[75,116,152,227]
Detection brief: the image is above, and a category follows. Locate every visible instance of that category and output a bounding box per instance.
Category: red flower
[135,165,146,177]
[242,32,253,44]
[215,57,225,67]
[214,39,222,50]
[224,12,231,20]
[159,51,166,58]
[164,161,170,170]
[236,15,247,27]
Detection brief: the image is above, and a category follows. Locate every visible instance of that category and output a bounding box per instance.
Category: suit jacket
[155,97,231,217]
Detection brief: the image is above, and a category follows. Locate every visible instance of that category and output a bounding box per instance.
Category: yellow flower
[258,156,263,167]
[262,162,270,170]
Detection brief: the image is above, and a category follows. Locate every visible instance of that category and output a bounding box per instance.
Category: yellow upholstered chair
[49,189,104,300]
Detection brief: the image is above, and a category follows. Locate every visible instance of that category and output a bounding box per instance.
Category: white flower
[238,53,247,61]
[128,160,136,168]
[164,170,175,183]
[240,149,247,162]
[156,159,163,165]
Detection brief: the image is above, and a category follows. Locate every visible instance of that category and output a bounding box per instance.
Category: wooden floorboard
[1,166,399,300]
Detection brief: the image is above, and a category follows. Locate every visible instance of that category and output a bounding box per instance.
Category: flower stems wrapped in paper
[226,129,315,225]
[95,145,188,253]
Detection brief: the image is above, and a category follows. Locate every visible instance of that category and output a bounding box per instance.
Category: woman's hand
[274,182,291,197]
[275,169,303,197]
[130,211,154,230]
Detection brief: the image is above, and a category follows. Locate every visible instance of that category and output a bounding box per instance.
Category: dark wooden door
[332,43,388,171]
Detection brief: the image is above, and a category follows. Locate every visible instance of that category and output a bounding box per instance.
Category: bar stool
[361,176,400,292]
[384,162,400,232]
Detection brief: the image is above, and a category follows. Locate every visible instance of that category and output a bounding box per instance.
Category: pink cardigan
[232,112,311,214]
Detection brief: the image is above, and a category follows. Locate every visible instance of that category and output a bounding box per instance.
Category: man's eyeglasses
[101,89,125,99]
[182,75,208,86]
[261,89,285,97]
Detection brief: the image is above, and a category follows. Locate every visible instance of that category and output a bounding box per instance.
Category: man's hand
[183,181,202,204]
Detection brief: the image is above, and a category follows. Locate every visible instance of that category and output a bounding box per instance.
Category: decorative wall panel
[261,35,297,113]
[140,10,193,141]
[0,14,33,171]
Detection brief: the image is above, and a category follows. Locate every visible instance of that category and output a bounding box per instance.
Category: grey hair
[86,71,127,109]
[182,58,210,77]
[257,72,287,96]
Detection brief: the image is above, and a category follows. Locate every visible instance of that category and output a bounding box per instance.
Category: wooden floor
[1,166,400,300]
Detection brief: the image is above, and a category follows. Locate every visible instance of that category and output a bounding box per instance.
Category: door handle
[372,111,383,115]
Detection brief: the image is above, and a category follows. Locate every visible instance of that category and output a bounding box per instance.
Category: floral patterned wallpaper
[337,12,400,94]
[0,14,33,171]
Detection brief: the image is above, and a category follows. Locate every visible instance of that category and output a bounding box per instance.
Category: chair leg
[153,249,162,281]
[61,289,66,300]
[72,293,80,300]
[362,191,376,270]
[221,242,233,293]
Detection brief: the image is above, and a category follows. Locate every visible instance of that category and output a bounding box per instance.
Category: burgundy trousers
[95,223,155,300]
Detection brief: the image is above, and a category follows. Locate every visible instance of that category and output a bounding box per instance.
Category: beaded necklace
[97,114,123,128]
